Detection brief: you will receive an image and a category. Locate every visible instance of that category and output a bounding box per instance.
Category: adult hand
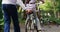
[26,9,33,14]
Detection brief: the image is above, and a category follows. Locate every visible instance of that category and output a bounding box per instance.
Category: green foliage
[39,0,60,12]
[0,0,4,29]
[38,0,60,24]
[39,0,53,11]
[0,0,3,19]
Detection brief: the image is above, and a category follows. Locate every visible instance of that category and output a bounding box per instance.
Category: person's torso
[2,0,17,5]
[26,4,36,9]
[25,0,36,10]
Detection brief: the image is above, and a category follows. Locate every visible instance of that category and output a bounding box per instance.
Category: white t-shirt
[2,0,17,5]
[26,4,36,10]
[2,0,26,10]
[25,0,36,11]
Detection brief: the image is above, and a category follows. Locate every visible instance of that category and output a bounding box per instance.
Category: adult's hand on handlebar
[26,9,33,14]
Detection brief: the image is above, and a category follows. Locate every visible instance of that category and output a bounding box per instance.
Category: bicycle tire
[25,19,33,32]
[33,19,42,32]
[25,18,42,32]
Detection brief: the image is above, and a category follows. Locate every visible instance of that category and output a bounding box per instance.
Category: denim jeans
[2,4,20,32]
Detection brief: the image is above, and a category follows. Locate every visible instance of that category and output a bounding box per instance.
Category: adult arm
[17,0,26,10]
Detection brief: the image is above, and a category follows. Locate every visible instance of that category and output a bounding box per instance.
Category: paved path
[10,23,60,32]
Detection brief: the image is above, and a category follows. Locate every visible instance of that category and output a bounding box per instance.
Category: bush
[0,19,4,32]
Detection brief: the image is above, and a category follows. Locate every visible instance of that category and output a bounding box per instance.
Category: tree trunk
[54,11,56,18]
[57,11,60,18]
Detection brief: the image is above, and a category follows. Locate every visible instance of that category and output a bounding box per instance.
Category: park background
[0,0,60,32]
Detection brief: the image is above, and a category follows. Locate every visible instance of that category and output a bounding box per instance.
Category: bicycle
[24,3,43,32]
[24,0,46,32]
[25,9,42,32]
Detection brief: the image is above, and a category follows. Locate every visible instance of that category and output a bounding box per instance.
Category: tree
[0,0,3,19]
[39,0,60,18]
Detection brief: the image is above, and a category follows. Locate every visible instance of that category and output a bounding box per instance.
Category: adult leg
[2,4,11,32]
[9,5,20,32]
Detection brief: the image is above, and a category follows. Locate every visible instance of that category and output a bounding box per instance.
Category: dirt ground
[10,23,60,32]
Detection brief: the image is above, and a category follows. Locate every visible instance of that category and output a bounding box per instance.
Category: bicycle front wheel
[25,19,34,32]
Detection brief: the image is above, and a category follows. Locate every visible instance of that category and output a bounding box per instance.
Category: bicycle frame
[24,0,43,32]
[25,10,42,30]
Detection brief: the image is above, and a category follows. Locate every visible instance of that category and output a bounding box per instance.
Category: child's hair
[25,0,31,4]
